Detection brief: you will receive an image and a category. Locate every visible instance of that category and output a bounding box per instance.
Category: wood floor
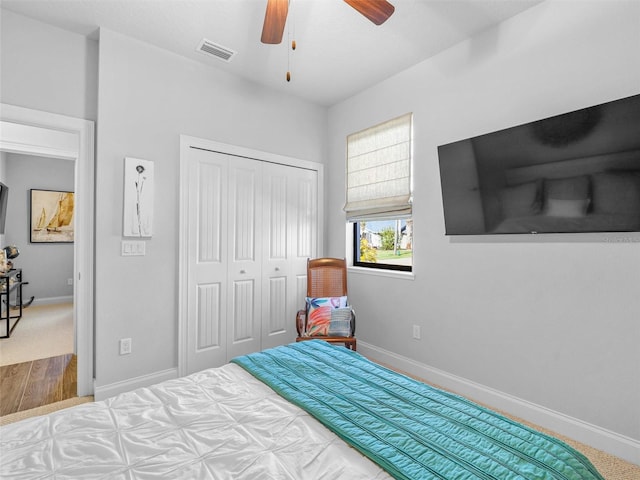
[0,353,76,416]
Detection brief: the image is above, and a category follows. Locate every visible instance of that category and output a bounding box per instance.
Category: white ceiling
[1,0,545,106]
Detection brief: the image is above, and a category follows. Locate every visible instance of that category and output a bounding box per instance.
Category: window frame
[352,221,412,272]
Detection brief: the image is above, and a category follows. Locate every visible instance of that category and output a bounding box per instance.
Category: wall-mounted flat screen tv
[437,94,640,235]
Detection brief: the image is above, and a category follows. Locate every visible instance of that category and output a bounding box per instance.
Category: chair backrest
[307,258,348,298]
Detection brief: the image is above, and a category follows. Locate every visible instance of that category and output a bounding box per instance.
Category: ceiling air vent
[196,39,236,62]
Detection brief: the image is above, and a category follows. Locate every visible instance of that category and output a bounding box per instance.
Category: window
[345,114,413,272]
[353,219,412,271]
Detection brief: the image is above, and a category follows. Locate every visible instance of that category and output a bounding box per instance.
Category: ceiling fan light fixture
[260,0,394,46]
[343,0,395,25]
[261,0,289,44]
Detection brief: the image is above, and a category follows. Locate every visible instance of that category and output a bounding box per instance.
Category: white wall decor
[123,157,154,237]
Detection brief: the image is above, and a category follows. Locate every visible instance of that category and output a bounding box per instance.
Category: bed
[489,152,640,234]
[0,341,604,479]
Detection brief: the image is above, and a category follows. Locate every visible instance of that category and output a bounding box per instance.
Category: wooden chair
[296,257,356,350]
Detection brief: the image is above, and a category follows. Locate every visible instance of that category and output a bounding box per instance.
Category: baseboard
[359,341,640,466]
[32,296,73,306]
[93,368,178,401]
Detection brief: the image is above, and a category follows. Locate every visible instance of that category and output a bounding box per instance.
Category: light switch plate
[121,240,146,256]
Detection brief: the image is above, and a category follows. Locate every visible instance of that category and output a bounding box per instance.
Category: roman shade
[344,113,412,220]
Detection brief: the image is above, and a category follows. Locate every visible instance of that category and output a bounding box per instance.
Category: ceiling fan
[261,0,395,44]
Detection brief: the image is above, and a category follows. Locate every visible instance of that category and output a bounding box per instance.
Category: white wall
[4,154,74,302]
[1,10,87,301]
[0,9,98,121]
[95,29,328,387]
[327,0,640,447]
[0,12,96,374]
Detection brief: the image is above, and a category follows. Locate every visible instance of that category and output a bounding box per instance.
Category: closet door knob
[275,267,280,271]
[240,270,246,274]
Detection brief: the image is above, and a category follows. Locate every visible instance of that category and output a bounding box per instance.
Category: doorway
[0,104,95,397]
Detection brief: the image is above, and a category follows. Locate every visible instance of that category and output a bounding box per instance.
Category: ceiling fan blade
[261,0,289,44]
[344,0,395,25]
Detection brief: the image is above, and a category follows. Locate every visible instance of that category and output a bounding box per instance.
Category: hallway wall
[4,154,74,303]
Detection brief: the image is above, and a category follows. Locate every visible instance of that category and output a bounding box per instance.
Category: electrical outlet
[412,325,421,340]
[119,338,132,355]
[67,278,73,286]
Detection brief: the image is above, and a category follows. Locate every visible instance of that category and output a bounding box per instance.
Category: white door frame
[178,135,324,377]
[0,103,95,396]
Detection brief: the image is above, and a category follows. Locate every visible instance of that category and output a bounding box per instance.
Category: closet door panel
[231,279,256,341]
[295,173,317,259]
[261,163,291,348]
[227,158,262,359]
[268,174,288,260]
[292,168,318,307]
[262,163,317,349]
[266,276,287,335]
[196,283,222,349]
[296,274,308,308]
[186,149,228,373]
[232,168,256,262]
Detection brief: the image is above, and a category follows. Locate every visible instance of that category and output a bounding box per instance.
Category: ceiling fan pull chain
[287,35,296,82]
[286,31,291,81]
[286,0,295,82]
[291,0,296,51]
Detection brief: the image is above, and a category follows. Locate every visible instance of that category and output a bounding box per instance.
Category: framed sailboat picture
[30,189,75,243]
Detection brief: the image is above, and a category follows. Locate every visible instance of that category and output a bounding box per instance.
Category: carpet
[0,302,74,366]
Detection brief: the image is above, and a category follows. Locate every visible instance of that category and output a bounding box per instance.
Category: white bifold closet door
[261,162,317,351]
[186,147,317,374]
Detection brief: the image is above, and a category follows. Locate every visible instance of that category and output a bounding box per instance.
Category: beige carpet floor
[0,302,74,366]
[493,408,640,480]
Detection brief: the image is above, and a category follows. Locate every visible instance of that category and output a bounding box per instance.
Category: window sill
[348,266,415,281]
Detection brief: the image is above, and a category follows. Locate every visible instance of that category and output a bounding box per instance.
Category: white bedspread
[0,363,391,479]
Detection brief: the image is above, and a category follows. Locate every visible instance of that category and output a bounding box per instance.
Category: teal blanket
[231,341,604,480]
